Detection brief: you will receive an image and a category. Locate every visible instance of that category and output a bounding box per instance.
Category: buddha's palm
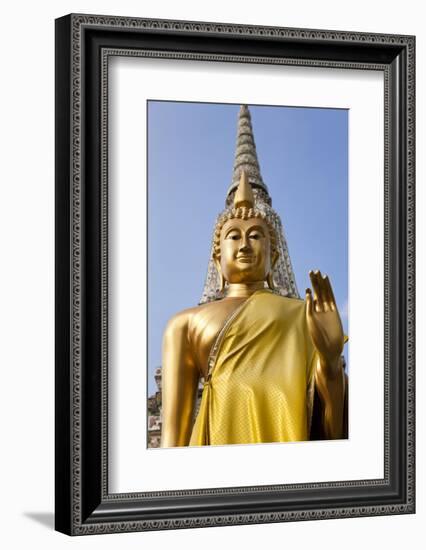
[305,270,344,372]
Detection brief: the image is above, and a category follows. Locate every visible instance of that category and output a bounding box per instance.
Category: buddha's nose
[239,235,251,251]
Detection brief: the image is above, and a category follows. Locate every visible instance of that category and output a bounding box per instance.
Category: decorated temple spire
[227,105,270,200]
[224,104,300,299]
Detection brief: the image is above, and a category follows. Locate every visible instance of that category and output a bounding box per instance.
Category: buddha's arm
[306,270,347,440]
[160,312,200,447]
[314,357,346,439]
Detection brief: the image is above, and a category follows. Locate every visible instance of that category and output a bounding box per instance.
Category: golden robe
[189,289,318,446]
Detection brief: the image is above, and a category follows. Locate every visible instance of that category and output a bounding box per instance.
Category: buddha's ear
[271,251,279,269]
[266,272,275,290]
[213,253,221,274]
[213,254,226,293]
[267,252,279,291]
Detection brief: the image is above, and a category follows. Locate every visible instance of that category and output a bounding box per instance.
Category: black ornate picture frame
[55,13,415,535]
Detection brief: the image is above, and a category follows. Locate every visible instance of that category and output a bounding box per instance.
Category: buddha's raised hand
[305,270,344,377]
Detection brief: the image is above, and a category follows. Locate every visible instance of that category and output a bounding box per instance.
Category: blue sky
[147,101,348,395]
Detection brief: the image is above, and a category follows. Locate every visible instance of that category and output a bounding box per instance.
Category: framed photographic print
[144,100,349,453]
[55,14,415,535]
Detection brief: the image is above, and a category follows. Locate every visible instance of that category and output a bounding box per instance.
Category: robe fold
[189,289,318,446]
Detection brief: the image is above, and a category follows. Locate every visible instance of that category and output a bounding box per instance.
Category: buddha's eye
[249,232,262,240]
[227,232,240,240]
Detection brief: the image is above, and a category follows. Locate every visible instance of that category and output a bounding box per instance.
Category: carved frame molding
[55,14,415,535]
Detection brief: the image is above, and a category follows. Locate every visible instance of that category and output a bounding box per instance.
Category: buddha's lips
[237,255,255,263]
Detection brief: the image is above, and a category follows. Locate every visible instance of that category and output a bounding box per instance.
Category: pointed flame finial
[234,170,254,209]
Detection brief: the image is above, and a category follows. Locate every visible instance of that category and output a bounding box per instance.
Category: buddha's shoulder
[164,301,218,334]
[164,298,244,335]
[164,306,195,333]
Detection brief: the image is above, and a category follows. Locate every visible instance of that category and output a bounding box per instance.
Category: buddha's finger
[308,271,317,300]
[305,288,314,317]
[317,272,330,312]
[309,270,323,312]
[313,270,328,310]
[323,275,336,311]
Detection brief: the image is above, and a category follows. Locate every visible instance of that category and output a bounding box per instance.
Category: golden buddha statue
[160,106,347,448]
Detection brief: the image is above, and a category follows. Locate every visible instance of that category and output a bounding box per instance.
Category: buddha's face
[218,217,272,284]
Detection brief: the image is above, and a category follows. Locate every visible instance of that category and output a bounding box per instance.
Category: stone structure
[147,368,163,448]
[147,367,203,448]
